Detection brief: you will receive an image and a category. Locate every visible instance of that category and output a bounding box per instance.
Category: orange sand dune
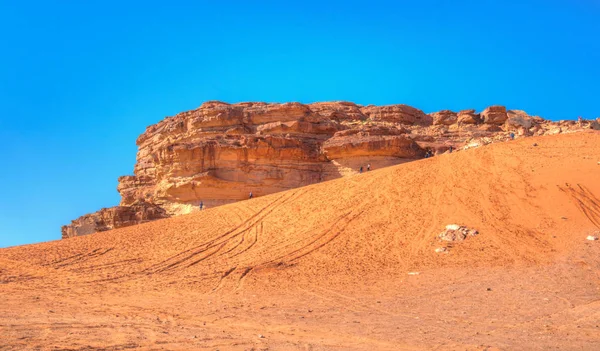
[2,131,600,350]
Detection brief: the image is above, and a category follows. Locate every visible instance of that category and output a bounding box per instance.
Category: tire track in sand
[143,189,306,274]
[558,183,600,228]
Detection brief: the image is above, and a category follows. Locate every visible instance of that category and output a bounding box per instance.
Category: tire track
[235,267,253,290]
[185,242,228,268]
[42,252,85,267]
[143,189,306,274]
[559,183,600,228]
[260,209,364,266]
[228,222,260,259]
[142,194,285,272]
[211,266,237,292]
[143,193,290,273]
[49,248,114,269]
[73,258,143,272]
[217,234,246,257]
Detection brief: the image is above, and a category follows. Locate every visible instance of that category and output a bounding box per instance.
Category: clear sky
[0,0,599,248]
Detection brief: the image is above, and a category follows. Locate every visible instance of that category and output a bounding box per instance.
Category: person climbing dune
[359,166,363,174]
[367,163,371,171]
[249,191,253,199]
[199,201,203,210]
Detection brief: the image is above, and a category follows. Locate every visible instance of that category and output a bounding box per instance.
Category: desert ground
[2,131,600,350]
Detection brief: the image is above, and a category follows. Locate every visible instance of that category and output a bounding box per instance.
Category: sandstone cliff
[61,201,168,239]
[61,101,599,238]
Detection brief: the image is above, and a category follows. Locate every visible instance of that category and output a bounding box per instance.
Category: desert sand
[2,131,600,350]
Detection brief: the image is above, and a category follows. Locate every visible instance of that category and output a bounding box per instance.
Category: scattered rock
[586,236,598,241]
[439,225,479,242]
[435,247,447,253]
[408,272,420,275]
[533,143,538,147]
[258,334,265,338]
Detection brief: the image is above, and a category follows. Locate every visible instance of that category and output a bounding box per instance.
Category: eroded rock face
[481,106,508,125]
[361,104,430,125]
[62,102,592,237]
[431,110,458,125]
[457,110,480,124]
[506,110,534,130]
[61,201,168,239]
[323,131,423,159]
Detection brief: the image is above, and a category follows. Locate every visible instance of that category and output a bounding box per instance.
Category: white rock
[435,247,447,253]
[586,236,598,241]
[445,224,461,231]
[408,272,420,275]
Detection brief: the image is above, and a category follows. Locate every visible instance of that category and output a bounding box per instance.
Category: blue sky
[1,0,599,248]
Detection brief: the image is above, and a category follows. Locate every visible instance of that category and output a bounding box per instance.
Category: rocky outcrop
[361,104,430,125]
[481,106,508,125]
[431,110,458,125]
[323,130,423,159]
[61,201,168,239]
[457,110,480,124]
[62,101,594,238]
[506,110,534,130]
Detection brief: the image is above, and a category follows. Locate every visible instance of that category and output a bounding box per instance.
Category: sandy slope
[1,131,600,350]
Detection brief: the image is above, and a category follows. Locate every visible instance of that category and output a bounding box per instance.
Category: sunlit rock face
[62,101,592,237]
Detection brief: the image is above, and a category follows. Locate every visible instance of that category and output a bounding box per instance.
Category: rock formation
[61,201,168,239]
[61,101,598,238]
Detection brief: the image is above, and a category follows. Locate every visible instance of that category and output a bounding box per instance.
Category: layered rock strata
[61,201,168,239]
[62,101,598,238]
